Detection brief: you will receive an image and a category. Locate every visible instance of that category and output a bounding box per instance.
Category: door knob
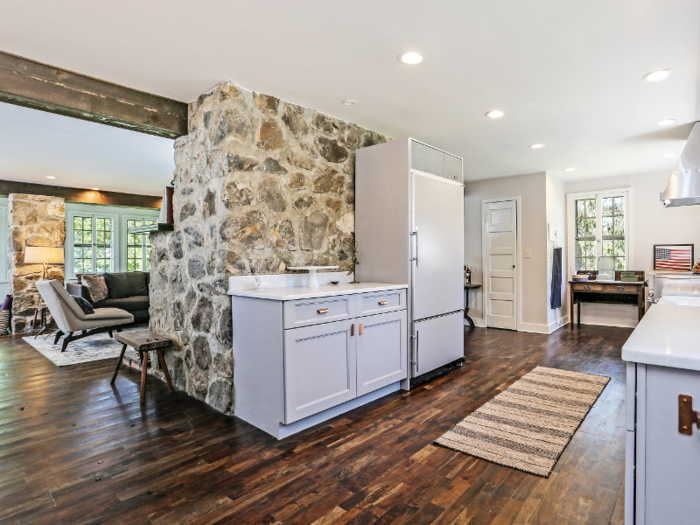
[512,265,515,269]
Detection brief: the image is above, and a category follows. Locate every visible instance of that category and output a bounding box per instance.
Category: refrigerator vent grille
[410,141,463,183]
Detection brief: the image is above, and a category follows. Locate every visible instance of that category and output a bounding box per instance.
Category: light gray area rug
[23,329,141,367]
[434,366,610,477]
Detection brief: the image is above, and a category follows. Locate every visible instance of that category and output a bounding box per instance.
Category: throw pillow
[125,271,148,296]
[72,295,95,315]
[81,274,108,302]
[104,273,131,299]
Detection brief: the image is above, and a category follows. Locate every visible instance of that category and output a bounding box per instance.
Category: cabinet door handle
[378,300,388,305]
[350,323,354,336]
[679,395,700,435]
[359,323,363,335]
[317,308,329,314]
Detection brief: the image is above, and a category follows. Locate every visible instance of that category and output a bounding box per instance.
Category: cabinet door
[284,320,356,424]
[356,311,407,396]
[644,365,700,525]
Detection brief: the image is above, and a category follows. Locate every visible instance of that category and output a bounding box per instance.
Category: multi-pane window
[602,196,626,270]
[570,191,628,275]
[126,219,156,271]
[72,216,113,274]
[575,198,597,271]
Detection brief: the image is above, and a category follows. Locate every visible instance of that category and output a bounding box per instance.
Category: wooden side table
[32,304,50,338]
[111,330,175,403]
[464,284,482,329]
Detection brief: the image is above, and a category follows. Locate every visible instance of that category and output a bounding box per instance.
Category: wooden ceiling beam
[0,180,161,209]
[0,51,188,139]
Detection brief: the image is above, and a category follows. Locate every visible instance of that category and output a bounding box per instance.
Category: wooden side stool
[111,330,175,403]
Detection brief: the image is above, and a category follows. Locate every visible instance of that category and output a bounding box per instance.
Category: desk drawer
[356,290,406,317]
[572,283,604,292]
[284,296,354,329]
[604,284,638,294]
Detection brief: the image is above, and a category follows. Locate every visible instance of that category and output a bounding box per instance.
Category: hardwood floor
[0,325,631,525]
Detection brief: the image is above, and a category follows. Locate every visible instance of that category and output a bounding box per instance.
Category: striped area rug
[434,366,610,477]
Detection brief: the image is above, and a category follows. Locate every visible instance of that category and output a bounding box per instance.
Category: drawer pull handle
[617,286,625,291]
[378,300,388,305]
[359,322,363,335]
[679,395,700,435]
[350,323,354,336]
[317,308,329,314]
[584,285,592,290]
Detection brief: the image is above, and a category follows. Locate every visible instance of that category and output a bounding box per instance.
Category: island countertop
[227,282,407,301]
[621,303,700,371]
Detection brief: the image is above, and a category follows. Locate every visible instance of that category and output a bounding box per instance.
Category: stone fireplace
[149,81,390,414]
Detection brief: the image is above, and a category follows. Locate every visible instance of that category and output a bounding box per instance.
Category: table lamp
[24,247,65,280]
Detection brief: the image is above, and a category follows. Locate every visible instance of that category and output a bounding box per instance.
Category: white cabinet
[626,363,700,524]
[356,311,407,396]
[230,286,408,439]
[284,320,356,423]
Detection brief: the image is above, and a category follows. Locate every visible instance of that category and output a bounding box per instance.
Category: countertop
[621,303,700,371]
[228,283,407,301]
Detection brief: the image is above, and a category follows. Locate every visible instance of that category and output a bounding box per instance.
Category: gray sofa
[67,271,150,323]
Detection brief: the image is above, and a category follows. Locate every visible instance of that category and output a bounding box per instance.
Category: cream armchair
[36,280,134,352]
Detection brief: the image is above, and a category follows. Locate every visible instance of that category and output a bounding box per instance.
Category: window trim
[65,210,119,280]
[567,187,633,279]
[0,199,8,284]
[123,215,157,272]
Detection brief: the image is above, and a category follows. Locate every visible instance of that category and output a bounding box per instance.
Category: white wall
[565,169,700,327]
[546,175,568,330]
[465,172,549,332]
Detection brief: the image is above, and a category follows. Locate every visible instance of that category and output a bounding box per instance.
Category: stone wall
[9,194,66,333]
[149,81,389,414]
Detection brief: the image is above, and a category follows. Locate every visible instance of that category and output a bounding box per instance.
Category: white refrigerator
[355,138,465,385]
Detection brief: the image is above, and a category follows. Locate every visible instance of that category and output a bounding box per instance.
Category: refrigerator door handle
[410,230,418,267]
[415,330,419,373]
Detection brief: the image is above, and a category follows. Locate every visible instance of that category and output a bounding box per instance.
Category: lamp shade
[24,246,65,265]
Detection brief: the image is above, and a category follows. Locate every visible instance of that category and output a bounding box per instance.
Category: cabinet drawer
[283,296,354,329]
[604,284,638,294]
[572,283,604,292]
[356,289,406,317]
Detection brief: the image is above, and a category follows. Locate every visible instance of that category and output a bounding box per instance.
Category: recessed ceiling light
[343,100,357,106]
[46,176,56,179]
[398,51,423,65]
[485,110,504,118]
[664,153,675,158]
[657,119,676,126]
[530,143,545,149]
[91,188,100,191]
[564,168,575,172]
[643,69,672,82]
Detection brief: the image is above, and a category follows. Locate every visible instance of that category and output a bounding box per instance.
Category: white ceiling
[0,103,174,195]
[1,0,699,183]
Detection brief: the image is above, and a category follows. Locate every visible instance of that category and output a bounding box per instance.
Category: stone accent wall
[149,81,389,414]
[9,194,66,333]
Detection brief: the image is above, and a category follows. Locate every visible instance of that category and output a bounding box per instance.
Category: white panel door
[283,320,356,424]
[485,200,517,330]
[412,172,464,320]
[356,310,407,396]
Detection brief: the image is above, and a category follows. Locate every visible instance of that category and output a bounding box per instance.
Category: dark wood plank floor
[0,325,631,525]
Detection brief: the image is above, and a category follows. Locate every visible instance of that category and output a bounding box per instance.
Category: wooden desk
[569,280,647,327]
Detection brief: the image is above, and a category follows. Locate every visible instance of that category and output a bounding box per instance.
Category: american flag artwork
[654,245,693,271]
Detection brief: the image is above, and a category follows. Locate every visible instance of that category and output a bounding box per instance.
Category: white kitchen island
[229,282,408,439]
[622,303,700,525]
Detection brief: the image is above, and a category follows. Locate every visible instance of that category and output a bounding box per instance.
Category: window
[568,189,630,277]
[126,219,156,271]
[72,215,114,274]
